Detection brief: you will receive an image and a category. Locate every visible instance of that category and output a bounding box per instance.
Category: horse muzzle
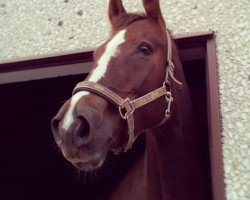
[51,96,110,171]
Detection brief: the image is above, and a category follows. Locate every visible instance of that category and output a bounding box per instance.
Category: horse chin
[70,151,107,172]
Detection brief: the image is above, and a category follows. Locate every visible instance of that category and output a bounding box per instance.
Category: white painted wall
[0,1,249,199]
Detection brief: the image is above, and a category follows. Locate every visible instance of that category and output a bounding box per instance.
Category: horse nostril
[74,116,91,146]
[77,116,91,138]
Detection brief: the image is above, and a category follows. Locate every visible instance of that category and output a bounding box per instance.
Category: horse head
[51,0,176,172]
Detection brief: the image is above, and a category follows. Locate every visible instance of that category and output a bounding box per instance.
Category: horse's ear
[143,0,166,27]
[109,0,127,27]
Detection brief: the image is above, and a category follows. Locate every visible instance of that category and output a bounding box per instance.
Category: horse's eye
[137,43,153,56]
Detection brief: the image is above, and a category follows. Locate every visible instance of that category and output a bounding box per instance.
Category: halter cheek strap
[72,31,182,153]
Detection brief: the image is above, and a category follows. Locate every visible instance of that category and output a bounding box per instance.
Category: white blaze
[88,30,126,82]
[62,30,126,131]
[62,91,89,130]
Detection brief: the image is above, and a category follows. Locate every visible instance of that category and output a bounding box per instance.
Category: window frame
[0,31,225,200]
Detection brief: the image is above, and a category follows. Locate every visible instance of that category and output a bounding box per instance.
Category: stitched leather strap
[73,81,126,108]
[73,82,168,116]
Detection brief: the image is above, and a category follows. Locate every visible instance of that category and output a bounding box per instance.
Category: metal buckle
[165,91,173,118]
[119,98,135,119]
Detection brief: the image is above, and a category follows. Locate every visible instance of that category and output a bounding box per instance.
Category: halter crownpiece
[72,30,182,153]
[165,30,183,89]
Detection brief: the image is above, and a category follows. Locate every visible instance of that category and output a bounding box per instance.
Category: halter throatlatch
[72,31,182,153]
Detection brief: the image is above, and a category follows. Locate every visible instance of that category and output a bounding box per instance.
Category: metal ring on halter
[165,92,172,101]
[119,98,135,119]
[119,106,127,119]
[163,80,171,92]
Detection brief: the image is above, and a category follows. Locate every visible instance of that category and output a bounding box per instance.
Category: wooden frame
[0,32,225,200]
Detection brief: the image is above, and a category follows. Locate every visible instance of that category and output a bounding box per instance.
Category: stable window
[0,32,225,200]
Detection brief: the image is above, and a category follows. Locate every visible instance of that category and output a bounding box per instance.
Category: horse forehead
[88,29,127,83]
[125,20,165,42]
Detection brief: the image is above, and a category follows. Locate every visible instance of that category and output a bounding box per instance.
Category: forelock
[112,13,147,29]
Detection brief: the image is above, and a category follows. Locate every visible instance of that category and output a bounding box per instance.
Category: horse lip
[68,156,92,164]
[71,151,106,171]
[73,158,105,171]
[62,149,92,163]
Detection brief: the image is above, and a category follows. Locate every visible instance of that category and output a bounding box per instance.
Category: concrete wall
[0,0,249,199]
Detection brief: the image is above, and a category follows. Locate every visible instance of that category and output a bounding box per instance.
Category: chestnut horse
[51,0,208,199]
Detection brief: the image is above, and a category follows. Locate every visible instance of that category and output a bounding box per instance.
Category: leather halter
[72,30,182,153]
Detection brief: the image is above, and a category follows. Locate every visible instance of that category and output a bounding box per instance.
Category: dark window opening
[0,75,145,200]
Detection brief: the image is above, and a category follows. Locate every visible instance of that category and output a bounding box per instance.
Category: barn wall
[0,1,249,199]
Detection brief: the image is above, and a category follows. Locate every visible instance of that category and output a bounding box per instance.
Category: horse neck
[142,43,200,199]
[143,99,193,199]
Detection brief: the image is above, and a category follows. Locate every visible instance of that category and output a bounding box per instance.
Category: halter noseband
[72,31,182,153]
